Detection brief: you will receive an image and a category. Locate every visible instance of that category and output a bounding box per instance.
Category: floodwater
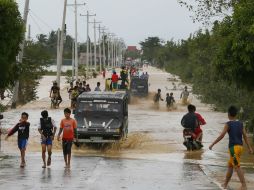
[0,67,254,190]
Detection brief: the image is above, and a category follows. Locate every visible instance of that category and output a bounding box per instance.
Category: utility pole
[97,25,106,73]
[90,19,101,72]
[98,25,102,73]
[72,40,75,81]
[111,36,115,68]
[28,24,31,41]
[56,0,67,87]
[67,1,85,81]
[12,0,30,108]
[107,34,111,69]
[101,28,107,70]
[80,11,95,78]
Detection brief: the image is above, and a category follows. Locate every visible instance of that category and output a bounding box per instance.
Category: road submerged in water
[0,67,253,190]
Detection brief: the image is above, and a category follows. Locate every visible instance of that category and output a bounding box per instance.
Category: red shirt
[60,118,77,141]
[111,74,119,83]
[194,112,206,135]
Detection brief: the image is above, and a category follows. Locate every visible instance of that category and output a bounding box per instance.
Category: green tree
[18,41,51,104]
[0,0,24,89]
[140,37,162,64]
[214,0,254,90]
[178,0,239,24]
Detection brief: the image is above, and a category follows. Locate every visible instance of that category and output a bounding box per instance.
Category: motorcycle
[183,128,202,151]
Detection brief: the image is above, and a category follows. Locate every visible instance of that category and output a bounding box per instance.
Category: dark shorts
[18,139,28,150]
[41,138,53,145]
[62,140,73,155]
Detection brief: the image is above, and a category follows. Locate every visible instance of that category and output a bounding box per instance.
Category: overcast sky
[16,0,203,46]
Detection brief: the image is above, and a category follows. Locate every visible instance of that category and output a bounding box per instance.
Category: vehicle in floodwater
[130,76,149,97]
[183,129,202,151]
[74,91,128,143]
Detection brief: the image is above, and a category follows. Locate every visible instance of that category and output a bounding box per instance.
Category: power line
[29,9,54,31]
[29,12,46,34]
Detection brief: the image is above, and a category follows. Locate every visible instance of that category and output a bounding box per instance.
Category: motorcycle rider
[181,104,199,148]
[50,81,62,107]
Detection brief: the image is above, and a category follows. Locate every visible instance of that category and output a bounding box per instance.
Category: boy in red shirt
[111,71,119,90]
[57,108,77,168]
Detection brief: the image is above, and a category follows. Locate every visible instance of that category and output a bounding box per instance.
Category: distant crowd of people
[153,86,190,110]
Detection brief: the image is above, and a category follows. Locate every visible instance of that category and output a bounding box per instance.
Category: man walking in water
[180,86,189,105]
[209,106,253,190]
[154,89,164,109]
[38,110,57,168]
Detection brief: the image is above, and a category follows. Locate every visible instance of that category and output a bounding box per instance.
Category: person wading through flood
[154,89,164,109]
[209,106,253,190]
[166,92,175,110]
[5,112,30,168]
[38,110,57,168]
[180,86,189,105]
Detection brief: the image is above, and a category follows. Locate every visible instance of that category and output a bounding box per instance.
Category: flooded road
[0,67,254,189]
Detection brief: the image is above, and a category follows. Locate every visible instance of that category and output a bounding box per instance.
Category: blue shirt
[227,120,243,148]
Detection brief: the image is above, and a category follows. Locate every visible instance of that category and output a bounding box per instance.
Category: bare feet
[239,185,247,190]
[20,162,25,168]
[222,183,228,189]
[47,157,51,166]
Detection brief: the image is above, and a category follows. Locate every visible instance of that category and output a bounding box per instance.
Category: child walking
[5,112,30,168]
[57,108,77,168]
[209,106,253,190]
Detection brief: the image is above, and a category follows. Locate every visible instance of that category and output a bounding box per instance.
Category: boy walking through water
[57,108,78,168]
[5,112,30,168]
[38,110,57,168]
[209,106,253,190]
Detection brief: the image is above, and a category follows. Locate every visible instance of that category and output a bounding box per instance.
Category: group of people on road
[110,66,149,91]
[153,89,176,110]
[66,80,101,108]
[5,108,77,169]
[154,86,190,109]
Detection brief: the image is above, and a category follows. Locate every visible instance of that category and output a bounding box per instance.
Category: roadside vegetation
[141,0,254,132]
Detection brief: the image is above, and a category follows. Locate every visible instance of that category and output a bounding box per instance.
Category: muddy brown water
[1,67,254,189]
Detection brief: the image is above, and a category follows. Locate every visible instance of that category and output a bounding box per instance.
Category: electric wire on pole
[80,11,95,79]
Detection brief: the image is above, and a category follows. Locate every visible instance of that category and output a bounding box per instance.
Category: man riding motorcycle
[181,104,200,150]
[49,82,62,107]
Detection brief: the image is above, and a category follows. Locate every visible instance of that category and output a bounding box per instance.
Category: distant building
[127,46,138,52]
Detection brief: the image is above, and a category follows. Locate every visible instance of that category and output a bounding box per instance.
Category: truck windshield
[78,100,121,113]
